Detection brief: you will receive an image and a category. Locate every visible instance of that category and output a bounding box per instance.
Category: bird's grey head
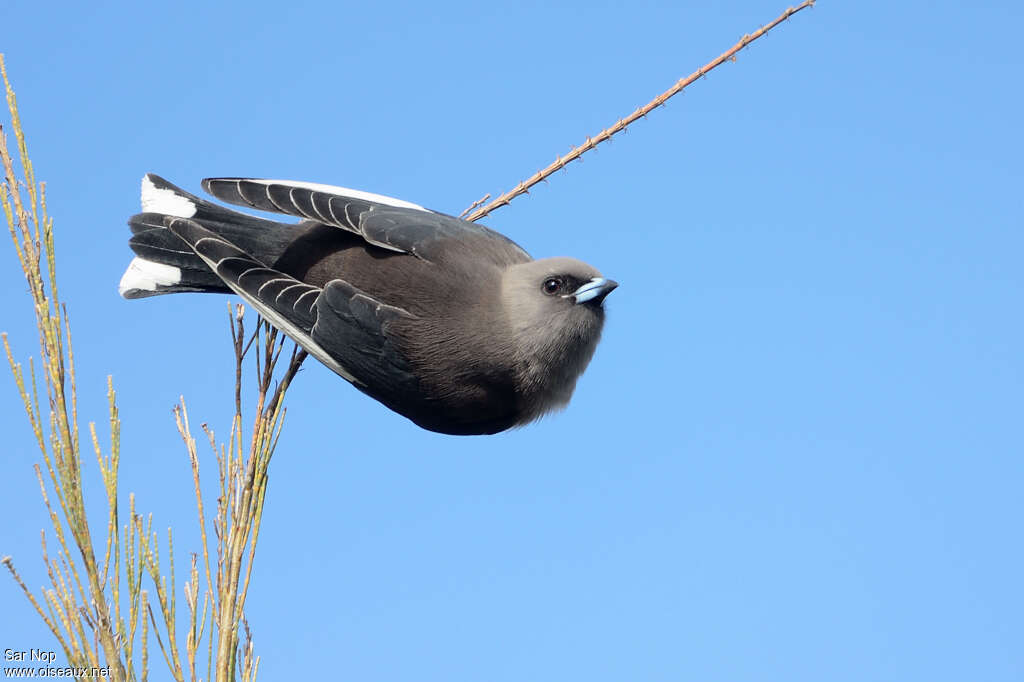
[500,256,618,420]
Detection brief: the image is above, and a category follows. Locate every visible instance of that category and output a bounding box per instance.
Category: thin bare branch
[458,193,490,219]
[464,0,815,221]
[264,346,308,422]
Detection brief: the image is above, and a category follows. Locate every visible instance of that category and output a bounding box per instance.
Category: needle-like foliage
[1,54,305,682]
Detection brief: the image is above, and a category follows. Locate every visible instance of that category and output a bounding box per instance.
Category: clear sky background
[2,1,1022,680]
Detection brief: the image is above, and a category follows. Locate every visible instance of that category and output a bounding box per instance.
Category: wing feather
[201,177,531,265]
[164,216,421,392]
[165,217,355,382]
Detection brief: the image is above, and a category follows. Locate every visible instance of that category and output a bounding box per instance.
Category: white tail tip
[119,257,182,297]
[141,175,197,217]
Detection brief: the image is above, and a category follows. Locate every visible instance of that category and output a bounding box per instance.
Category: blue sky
[2,1,1022,680]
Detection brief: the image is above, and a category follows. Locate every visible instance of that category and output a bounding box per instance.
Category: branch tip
[464,0,815,222]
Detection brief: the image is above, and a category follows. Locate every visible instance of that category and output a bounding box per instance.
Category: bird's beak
[569,277,619,305]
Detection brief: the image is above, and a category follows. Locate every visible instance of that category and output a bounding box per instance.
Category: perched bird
[119,175,617,435]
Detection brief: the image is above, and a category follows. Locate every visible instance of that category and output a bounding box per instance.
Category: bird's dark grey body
[120,175,617,435]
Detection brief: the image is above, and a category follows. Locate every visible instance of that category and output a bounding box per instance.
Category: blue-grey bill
[571,277,619,304]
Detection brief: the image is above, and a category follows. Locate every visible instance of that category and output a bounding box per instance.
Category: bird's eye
[542,277,563,295]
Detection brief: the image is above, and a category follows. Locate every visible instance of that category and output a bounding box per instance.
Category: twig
[264,347,308,421]
[458,193,490,220]
[463,0,815,222]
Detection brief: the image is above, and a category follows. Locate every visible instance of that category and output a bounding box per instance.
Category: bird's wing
[311,279,420,395]
[201,177,531,263]
[166,217,418,390]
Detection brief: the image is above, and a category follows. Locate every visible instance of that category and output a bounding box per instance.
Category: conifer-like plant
[1,55,305,682]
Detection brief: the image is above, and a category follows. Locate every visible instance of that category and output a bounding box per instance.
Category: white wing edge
[247,179,427,212]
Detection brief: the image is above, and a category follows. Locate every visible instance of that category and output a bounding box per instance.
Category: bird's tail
[119,174,294,299]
